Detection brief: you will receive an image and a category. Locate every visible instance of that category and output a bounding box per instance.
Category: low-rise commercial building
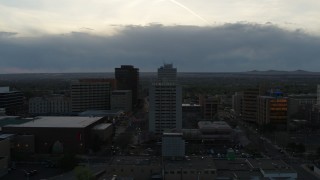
[162,132,185,158]
[105,156,162,180]
[2,116,110,154]
[164,157,216,180]
[247,159,297,179]
[170,121,234,145]
[104,156,297,180]
[91,123,113,142]
[215,158,297,179]
[197,121,233,143]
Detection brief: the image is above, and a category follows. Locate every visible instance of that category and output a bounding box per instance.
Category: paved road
[238,120,319,179]
[2,164,63,180]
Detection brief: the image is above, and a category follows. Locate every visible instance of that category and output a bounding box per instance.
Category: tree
[74,166,94,180]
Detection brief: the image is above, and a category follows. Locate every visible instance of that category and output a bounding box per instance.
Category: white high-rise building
[157,63,177,82]
[149,64,182,134]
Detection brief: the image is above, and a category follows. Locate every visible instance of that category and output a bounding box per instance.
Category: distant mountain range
[1,70,320,82]
[243,70,320,75]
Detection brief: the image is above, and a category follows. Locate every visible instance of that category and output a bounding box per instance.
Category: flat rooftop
[214,159,251,171]
[0,133,15,140]
[247,159,295,173]
[198,121,232,130]
[4,116,102,128]
[92,123,112,130]
[0,116,30,127]
[79,110,124,117]
[163,132,183,136]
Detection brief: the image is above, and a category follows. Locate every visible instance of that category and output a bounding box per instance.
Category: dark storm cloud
[0,24,320,73]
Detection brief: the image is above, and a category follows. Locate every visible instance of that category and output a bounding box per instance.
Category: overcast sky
[1,0,320,73]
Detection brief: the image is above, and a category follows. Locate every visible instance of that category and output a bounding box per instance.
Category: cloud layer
[0,24,320,73]
[1,0,320,35]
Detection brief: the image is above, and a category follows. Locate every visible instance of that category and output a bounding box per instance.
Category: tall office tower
[0,87,24,115]
[242,87,265,123]
[115,65,139,107]
[157,63,177,82]
[149,64,182,134]
[71,79,114,113]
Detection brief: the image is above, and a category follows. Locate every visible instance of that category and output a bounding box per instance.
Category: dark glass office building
[115,65,139,107]
[0,87,24,115]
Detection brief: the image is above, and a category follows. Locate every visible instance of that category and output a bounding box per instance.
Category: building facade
[111,90,132,112]
[0,137,10,177]
[232,92,243,115]
[162,132,185,158]
[0,87,24,115]
[149,82,182,134]
[200,95,220,120]
[242,88,263,123]
[149,64,182,134]
[257,96,288,125]
[288,94,316,119]
[115,65,139,106]
[2,116,108,154]
[29,95,71,115]
[71,79,114,113]
[157,63,177,82]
